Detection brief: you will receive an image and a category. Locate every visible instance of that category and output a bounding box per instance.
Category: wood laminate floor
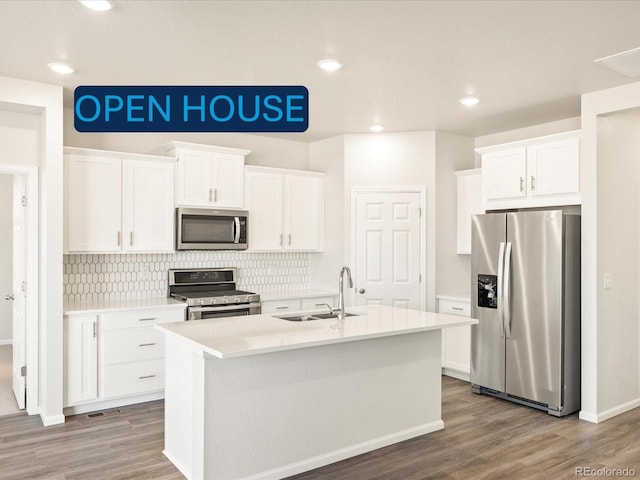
[1,376,639,480]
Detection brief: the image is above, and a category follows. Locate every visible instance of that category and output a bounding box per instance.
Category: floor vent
[86,408,123,419]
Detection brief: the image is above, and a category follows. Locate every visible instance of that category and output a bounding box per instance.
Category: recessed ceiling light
[317,59,343,72]
[79,0,114,11]
[369,124,384,133]
[47,63,75,75]
[459,96,479,106]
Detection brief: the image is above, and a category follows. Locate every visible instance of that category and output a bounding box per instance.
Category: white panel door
[527,137,579,197]
[481,148,527,200]
[285,175,323,251]
[123,160,175,252]
[67,154,122,252]
[354,192,421,308]
[244,170,283,251]
[176,149,214,207]
[212,153,244,208]
[12,175,26,409]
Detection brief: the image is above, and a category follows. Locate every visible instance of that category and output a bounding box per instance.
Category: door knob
[5,294,14,301]
[358,288,365,294]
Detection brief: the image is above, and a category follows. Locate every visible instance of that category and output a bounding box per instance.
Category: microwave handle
[234,217,240,244]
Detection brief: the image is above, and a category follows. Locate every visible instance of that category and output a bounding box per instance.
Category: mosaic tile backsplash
[63,251,310,303]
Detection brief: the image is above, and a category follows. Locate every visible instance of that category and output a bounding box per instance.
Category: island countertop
[155,304,477,359]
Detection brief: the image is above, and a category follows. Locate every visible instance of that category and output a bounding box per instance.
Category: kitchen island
[155,305,477,480]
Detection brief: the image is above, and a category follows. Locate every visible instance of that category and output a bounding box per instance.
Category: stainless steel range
[168,268,261,320]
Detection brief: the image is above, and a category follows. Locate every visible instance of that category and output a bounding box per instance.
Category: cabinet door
[67,154,122,252]
[456,169,482,255]
[64,315,98,406]
[176,149,214,207]
[244,170,284,250]
[212,153,244,208]
[527,137,579,197]
[284,175,324,251]
[123,160,175,252]
[481,148,527,200]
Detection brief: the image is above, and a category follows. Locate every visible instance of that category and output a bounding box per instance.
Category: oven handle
[233,216,240,244]
[189,302,261,314]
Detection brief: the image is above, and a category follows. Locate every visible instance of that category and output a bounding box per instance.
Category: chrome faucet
[337,266,353,320]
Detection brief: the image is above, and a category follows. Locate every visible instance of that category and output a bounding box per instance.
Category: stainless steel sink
[275,312,359,322]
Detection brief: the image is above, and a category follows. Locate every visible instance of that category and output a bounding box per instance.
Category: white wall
[581,79,640,423]
[64,107,309,170]
[308,135,345,289]
[0,175,12,343]
[595,109,640,414]
[343,131,437,312]
[434,132,474,296]
[0,76,64,425]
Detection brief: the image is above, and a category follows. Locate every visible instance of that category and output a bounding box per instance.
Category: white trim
[442,365,470,382]
[240,420,444,480]
[0,164,38,417]
[63,391,164,416]
[580,397,640,424]
[474,129,580,154]
[40,413,65,426]
[163,141,251,156]
[163,450,193,480]
[0,339,12,346]
[350,187,428,311]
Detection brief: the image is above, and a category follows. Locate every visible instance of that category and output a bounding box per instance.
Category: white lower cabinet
[261,294,338,315]
[438,296,471,382]
[64,306,185,409]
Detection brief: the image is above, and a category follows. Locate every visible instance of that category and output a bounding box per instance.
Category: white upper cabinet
[477,131,580,210]
[455,168,483,255]
[245,166,325,252]
[65,147,176,253]
[166,142,250,209]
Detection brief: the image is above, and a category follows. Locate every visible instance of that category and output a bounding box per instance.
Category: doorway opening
[0,166,37,416]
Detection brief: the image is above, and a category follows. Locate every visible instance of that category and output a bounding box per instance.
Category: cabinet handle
[138,342,157,347]
[92,321,96,338]
[276,306,289,310]
[138,375,157,380]
[214,188,217,202]
[138,317,157,322]
[130,231,134,246]
[280,234,284,246]
[519,177,524,192]
[209,188,213,202]
[288,234,292,246]
[451,307,464,311]
[117,231,121,247]
[530,175,536,191]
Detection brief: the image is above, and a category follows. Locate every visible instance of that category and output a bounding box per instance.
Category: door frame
[0,164,38,414]
[350,187,427,311]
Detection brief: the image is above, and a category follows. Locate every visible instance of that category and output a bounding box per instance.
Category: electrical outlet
[603,273,613,289]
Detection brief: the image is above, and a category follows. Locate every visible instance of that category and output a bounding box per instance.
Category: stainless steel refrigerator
[470,210,580,417]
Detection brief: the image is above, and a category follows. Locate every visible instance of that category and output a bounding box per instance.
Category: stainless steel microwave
[176,208,248,250]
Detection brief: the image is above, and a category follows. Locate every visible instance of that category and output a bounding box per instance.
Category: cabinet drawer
[100,308,185,330]
[439,299,470,317]
[101,328,164,365]
[261,299,301,314]
[102,359,164,398]
[301,296,336,310]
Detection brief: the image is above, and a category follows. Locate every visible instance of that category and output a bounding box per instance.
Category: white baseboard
[63,391,164,416]
[40,413,65,426]
[243,420,445,480]
[163,450,193,480]
[442,367,470,382]
[0,339,12,346]
[580,397,640,423]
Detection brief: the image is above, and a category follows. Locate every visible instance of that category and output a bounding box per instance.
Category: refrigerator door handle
[503,242,513,338]
[497,241,506,338]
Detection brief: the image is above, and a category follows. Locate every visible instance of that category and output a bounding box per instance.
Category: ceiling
[1,0,640,142]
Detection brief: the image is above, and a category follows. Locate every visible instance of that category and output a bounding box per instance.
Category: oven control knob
[199,299,205,305]
[223,297,229,304]
[235,297,241,304]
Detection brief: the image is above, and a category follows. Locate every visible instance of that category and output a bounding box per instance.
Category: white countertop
[259,289,338,302]
[436,292,471,303]
[64,297,186,315]
[155,304,478,359]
